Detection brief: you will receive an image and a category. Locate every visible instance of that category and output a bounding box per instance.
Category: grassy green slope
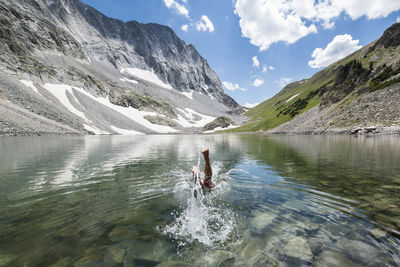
[229,45,369,132]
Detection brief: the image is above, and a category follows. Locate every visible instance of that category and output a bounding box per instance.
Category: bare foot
[192,165,199,173]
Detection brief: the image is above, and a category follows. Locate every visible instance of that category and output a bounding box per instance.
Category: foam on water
[162,155,237,248]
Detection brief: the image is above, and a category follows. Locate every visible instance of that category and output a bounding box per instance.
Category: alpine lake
[0,134,399,266]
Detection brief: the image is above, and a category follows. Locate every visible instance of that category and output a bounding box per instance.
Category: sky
[81,0,400,107]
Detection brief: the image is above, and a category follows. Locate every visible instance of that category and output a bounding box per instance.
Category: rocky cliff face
[234,22,400,135]
[0,0,244,135]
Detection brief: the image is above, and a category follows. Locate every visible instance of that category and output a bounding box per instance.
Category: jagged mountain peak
[0,0,245,135]
[38,0,225,97]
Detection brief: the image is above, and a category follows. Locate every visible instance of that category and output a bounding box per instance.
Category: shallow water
[0,135,399,266]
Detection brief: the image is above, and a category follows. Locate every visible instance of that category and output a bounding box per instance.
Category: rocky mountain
[0,0,244,135]
[231,23,400,135]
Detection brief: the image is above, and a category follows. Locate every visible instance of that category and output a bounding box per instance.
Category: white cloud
[336,1,400,20]
[196,15,215,32]
[252,56,260,68]
[234,0,400,50]
[277,78,293,88]
[222,81,247,91]
[262,65,268,73]
[181,24,188,32]
[234,0,317,51]
[163,0,189,18]
[262,65,274,73]
[397,16,400,23]
[243,102,260,108]
[252,78,264,87]
[308,34,362,68]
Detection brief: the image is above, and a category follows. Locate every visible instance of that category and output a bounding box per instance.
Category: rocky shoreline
[267,126,400,136]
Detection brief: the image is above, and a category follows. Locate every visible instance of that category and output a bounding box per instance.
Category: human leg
[202,149,212,179]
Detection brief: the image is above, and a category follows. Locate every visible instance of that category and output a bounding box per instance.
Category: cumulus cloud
[308,34,362,68]
[337,1,400,20]
[163,0,189,18]
[181,24,188,32]
[234,0,400,50]
[243,102,260,108]
[262,64,274,73]
[196,15,215,32]
[252,56,260,68]
[277,78,293,88]
[222,81,247,91]
[262,65,268,73]
[252,78,264,87]
[234,0,317,50]
[397,16,400,23]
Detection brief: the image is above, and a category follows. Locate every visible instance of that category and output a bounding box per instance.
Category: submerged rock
[253,254,282,267]
[283,237,313,262]
[314,249,360,267]
[238,237,266,263]
[200,250,235,266]
[335,238,381,265]
[308,230,334,254]
[369,228,387,239]
[251,212,277,231]
[109,225,135,242]
[104,245,126,263]
[74,245,108,266]
[132,258,161,266]
[296,220,320,232]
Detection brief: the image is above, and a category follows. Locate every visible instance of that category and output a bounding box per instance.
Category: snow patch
[174,108,216,128]
[110,126,143,135]
[20,80,40,94]
[120,77,138,84]
[175,113,195,128]
[120,67,172,89]
[202,85,215,99]
[286,93,300,103]
[43,83,178,134]
[43,83,89,121]
[181,91,193,100]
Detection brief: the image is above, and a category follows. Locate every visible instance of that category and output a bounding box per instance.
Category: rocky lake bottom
[0,134,399,266]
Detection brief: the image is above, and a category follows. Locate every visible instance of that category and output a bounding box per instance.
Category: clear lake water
[0,134,399,266]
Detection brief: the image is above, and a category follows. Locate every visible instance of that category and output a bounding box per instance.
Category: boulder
[283,237,313,262]
[203,116,235,131]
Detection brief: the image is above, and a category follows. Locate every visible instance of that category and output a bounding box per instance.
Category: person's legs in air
[202,149,215,189]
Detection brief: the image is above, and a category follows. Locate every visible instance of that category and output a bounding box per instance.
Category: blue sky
[81,0,400,107]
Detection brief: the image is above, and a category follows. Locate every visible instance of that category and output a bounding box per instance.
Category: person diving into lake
[192,149,215,190]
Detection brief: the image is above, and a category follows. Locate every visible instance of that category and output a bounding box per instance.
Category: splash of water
[163,160,237,248]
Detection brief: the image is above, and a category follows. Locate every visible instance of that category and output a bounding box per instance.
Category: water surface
[0,135,399,266]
